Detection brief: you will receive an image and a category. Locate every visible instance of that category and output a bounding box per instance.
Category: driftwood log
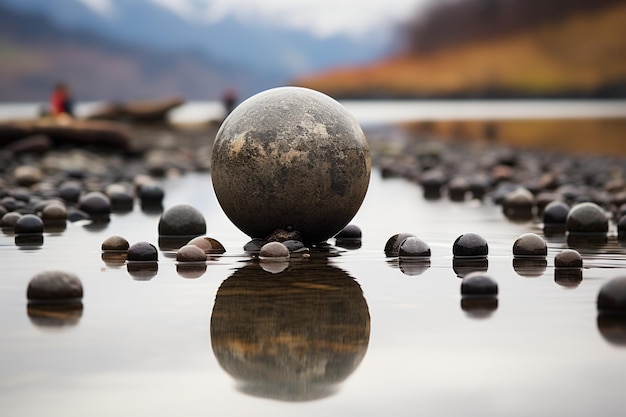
[0,119,133,151]
[86,97,185,123]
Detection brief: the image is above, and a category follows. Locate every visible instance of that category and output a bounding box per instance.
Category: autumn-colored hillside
[294,2,626,98]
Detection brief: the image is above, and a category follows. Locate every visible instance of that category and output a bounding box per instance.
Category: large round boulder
[211,87,371,243]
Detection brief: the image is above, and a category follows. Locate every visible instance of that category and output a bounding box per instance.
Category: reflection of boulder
[597,314,626,346]
[210,262,370,402]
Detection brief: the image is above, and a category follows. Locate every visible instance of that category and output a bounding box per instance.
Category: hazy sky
[77,0,432,38]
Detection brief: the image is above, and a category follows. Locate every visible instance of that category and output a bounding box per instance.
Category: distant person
[222,88,238,117]
[49,82,74,118]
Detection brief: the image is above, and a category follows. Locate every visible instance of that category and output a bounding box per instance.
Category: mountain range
[0,0,395,101]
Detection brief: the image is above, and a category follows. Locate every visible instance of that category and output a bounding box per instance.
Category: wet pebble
[101,235,129,252]
[384,233,416,257]
[502,187,535,220]
[512,233,547,258]
[448,177,469,202]
[127,241,158,262]
[27,271,83,303]
[461,272,498,296]
[543,200,570,225]
[398,236,431,259]
[158,203,206,236]
[138,183,165,204]
[555,249,583,268]
[335,224,362,240]
[176,244,207,262]
[420,169,447,199]
[187,236,226,254]
[58,181,83,203]
[15,214,44,235]
[78,191,111,218]
[597,276,626,314]
[14,165,43,187]
[41,202,68,222]
[453,233,488,258]
[259,241,289,260]
[566,202,609,235]
[1,212,22,228]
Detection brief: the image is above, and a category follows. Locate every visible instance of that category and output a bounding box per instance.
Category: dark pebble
[127,241,158,262]
[15,214,44,235]
[398,236,431,259]
[448,177,469,202]
[67,207,91,222]
[158,203,206,236]
[566,202,609,235]
[543,200,570,225]
[139,183,165,203]
[58,181,82,203]
[597,276,626,315]
[243,238,265,253]
[461,272,498,296]
[617,215,626,239]
[512,233,547,258]
[384,233,416,257]
[78,191,111,216]
[334,224,362,240]
[27,271,83,303]
[453,233,488,258]
[554,249,583,268]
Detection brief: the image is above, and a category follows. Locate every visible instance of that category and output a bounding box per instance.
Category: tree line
[403,0,625,54]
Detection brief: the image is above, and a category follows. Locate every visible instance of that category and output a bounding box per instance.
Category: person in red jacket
[49,82,74,117]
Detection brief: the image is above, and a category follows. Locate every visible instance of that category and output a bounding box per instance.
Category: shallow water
[1,169,625,417]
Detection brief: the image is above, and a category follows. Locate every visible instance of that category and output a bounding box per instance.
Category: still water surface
[1,169,625,417]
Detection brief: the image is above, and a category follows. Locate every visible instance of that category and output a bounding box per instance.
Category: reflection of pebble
[176,244,207,262]
[453,233,488,258]
[15,214,44,234]
[597,276,626,314]
[27,271,83,303]
[158,203,206,236]
[566,202,609,235]
[127,241,158,261]
[555,249,583,268]
[512,233,547,258]
[461,272,498,296]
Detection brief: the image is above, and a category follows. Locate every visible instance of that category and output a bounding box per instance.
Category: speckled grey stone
[211,87,371,244]
[176,244,207,262]
[566,202,609,235]
[158,203,206,236]
[512,233,547,258]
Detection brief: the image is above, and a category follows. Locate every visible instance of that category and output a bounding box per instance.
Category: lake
[1,100,626,416]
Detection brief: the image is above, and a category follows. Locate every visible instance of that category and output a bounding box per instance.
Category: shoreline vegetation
[294,1,626,100]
